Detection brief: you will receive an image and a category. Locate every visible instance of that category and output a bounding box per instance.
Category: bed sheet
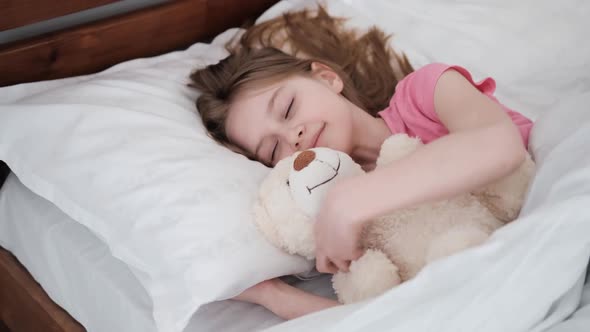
[0,173,335,332]
[545,272,590,332]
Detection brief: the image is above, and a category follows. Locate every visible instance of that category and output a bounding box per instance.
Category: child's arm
[315,69,528,273]
[232,278,339,319]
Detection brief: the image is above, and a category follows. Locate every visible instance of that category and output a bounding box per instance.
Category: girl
[189,7,532,320]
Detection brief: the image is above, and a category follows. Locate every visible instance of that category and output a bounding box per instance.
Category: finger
[332,259,351,273]
[352,247,365,261]
[315,256,329,273]
[316,257,338,274]
[326,260,339,274]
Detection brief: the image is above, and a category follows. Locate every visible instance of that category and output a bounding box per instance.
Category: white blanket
[256,0,590,331]
[265,93,590,332]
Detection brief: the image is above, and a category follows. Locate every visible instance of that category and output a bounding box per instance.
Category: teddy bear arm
[426,225,490,263]
[376,134,423,167]
[473,154,535,223]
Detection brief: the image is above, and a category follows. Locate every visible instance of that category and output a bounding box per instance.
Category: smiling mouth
[306,155,341,194]
[311,124,325,149]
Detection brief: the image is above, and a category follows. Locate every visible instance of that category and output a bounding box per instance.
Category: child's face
[225,67,355,166]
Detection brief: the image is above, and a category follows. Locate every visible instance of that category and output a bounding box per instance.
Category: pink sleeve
[403,63,496,121]
[380,63,532,146]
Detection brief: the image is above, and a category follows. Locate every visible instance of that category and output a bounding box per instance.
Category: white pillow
[0,29,312,332]
[260,0,590,122]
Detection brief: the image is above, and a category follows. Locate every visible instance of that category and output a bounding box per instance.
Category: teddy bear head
[253,147,364,260]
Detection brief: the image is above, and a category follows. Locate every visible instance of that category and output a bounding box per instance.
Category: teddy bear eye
[286,180,290,186]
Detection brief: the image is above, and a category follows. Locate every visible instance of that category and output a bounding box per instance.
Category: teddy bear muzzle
[293,150,316,171]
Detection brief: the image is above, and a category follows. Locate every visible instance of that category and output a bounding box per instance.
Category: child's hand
[314,179,367,274]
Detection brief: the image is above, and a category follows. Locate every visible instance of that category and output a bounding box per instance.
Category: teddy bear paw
[377,134,423,166]
[332,249,401,304]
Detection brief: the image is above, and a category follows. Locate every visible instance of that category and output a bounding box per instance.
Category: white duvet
[266,93,590,332]
[257,0,590,331]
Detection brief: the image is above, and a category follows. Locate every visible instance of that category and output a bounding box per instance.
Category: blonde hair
[189,6,413,155]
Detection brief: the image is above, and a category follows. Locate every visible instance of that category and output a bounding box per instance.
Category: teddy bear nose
[293,150,316,171]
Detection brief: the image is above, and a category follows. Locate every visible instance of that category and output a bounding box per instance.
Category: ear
[311,62,344,94]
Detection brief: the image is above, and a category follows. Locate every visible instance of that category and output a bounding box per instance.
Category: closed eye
[270,140,278,164]
[269,97,293,164]
[284,97,294,119]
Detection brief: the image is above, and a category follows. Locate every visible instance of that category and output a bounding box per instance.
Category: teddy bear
[253,134,535,304]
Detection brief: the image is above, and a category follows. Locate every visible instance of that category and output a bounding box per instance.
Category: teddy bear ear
[252,198,286,251]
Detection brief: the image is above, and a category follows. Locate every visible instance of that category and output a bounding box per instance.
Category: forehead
[225,81,282,154]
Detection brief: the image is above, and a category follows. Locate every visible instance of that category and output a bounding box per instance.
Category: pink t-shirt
[378,63,533,147]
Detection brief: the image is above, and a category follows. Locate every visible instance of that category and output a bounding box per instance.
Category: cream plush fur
[253,134,535,304]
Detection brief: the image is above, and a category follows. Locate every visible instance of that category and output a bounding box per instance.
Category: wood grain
[0,0,279,87]
[0,0,121,31]
[0,247,85,332]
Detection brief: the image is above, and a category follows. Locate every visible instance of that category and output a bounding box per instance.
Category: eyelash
[270,142,278,164]
[270,97,295,163]
[284,97,294,119]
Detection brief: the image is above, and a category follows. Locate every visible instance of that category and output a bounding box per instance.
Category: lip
[310,124,325,149]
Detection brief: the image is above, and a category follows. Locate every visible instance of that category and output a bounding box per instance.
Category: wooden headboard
[0,0,279,87]
[0,1,279,331]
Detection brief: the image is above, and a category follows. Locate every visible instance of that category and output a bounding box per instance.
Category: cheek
[277,149,294,164]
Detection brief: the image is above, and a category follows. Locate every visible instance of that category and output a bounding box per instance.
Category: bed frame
[0,1,278,331]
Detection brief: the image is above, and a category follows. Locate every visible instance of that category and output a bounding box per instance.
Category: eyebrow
[254,87,281,161]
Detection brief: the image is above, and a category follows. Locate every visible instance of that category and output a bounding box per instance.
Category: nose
[294,150,316,171]
[289,126,304,150]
